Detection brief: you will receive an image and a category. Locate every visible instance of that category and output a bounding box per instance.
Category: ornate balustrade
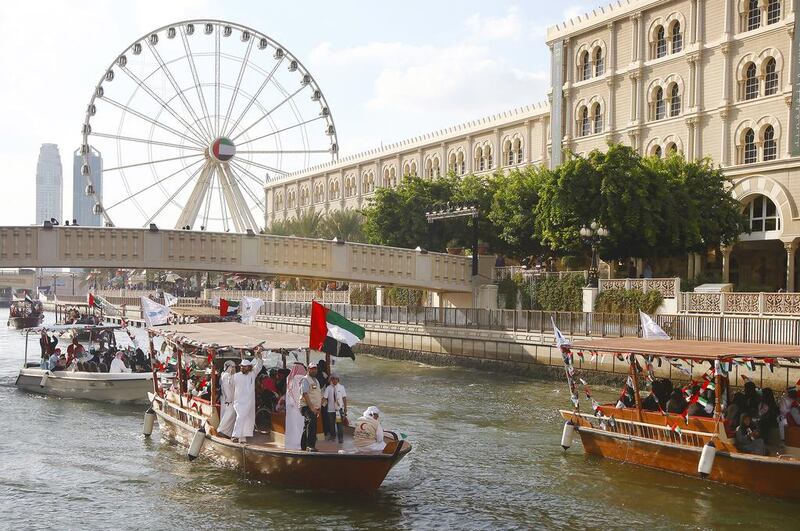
[598,277,680,298]
[681,291,800,316]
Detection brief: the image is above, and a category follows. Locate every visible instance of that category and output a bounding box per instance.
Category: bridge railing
[259,302,800,345]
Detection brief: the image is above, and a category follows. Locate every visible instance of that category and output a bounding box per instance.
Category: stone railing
[681,292,800,316]
[207,289,350,304]
[599,278,680,298]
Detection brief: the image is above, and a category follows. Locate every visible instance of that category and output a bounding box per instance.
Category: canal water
[0,308,796,530]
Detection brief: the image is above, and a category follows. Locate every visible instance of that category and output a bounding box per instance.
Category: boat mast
[629,353,643,422]
[713,362,722,419]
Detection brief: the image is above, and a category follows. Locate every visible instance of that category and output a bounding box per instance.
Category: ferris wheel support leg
[216,164,245,233]
[221,163,260,231]
[174,162,215,230]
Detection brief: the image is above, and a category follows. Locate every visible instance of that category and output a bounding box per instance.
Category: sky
[0,0,601,226]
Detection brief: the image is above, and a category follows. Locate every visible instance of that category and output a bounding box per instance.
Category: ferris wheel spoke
[221,163,260,230]
[174,162,216,229]
[236,157,288,175]
[231,85,304,142]
[144,160,209,227]
[236,116,324,147]
[145,41,214,143]
[225,57,283,138]
[229,159,266,189]
[180,27,216,141]
[91,131,204,152]
[104,157,205,212]
[239,149,331,154]
[102,96,206,148]
[220,38,254,137]
[118,65,209,146]
[104,153,204,173]
[214,27,221,138]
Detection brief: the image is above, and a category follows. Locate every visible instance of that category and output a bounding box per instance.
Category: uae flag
[219,298,240,316]
[309,300,365,359]
[212,138,236,161]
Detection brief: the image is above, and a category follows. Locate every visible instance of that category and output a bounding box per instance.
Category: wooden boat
[54,302,104,340]
[145,321,412,491]
[558,338,800,500]
[7,299,44,329]
[14,324,153,403]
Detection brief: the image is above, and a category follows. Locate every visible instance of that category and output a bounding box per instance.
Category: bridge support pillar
[375,286,385,307]
[475,284,498,310]
[271,288,282,303]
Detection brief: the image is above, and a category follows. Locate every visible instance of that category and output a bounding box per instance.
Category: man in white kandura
[216,360,237,437]
[354,406,386,452]
[231,353,264,444]
[109,351,132,373]
[284,361,307,450]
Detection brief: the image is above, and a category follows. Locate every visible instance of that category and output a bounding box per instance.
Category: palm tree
[321,209,365,242]
[289,210,324,238]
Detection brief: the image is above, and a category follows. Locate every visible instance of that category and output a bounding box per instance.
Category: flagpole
[629,354,643,423]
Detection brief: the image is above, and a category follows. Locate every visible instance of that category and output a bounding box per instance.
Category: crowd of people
[632,374,799,456]
[187,352,384,453]
[39,331,150,374]
[9,299,43,318]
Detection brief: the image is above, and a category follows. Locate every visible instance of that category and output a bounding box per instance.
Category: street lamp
[426,202,481,277]
[580,221,608,287]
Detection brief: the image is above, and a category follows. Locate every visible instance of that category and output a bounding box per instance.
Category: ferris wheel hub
[210,137,236,162]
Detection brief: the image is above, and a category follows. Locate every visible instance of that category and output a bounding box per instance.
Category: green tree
[320,209,366,242]
[487,166,545,259]
[363,174,458,251]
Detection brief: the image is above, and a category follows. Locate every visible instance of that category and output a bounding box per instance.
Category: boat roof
[149,321,307,350]
[568,338,800,360]
[31,324,121,333]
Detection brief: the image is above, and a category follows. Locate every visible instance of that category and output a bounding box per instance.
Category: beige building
[266,0,800,291]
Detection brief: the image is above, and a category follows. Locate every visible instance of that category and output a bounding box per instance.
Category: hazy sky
[0,0,600,226]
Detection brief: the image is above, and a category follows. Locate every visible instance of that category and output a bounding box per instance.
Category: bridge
[0,226,478,294]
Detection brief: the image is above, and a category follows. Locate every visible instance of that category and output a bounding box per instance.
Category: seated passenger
[735,413,767,455]
[642,378,673,411]
[109,352,132,373]
[353,406,386,453]
[780,388,800,426]
[758,388,780,446]
[666,390,688,414]
[743,380,761,417]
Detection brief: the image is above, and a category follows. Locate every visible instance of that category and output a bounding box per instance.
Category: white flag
[163,292,178,307]
[551,316,570,348]
[37,290,48,302]
[210,296,220,308]
[240,296,264,324]
[141,296,171,327]
[640,311,670,340]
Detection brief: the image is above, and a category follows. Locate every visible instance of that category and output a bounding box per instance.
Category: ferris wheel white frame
[80,19,339,232]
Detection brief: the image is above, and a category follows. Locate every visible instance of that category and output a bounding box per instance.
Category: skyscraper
[73,146,103,226]
[35,144,62,223]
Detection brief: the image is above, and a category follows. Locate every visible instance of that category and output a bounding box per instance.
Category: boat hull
[7,315,44,329]
[574,426,800,500]
[15,368,152,402]
[153,398,411,491]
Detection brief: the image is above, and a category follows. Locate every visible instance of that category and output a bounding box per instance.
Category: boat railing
[570,411,714,449]
[161,394,207,429]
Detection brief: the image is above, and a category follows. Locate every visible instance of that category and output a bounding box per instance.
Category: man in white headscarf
[284,362,307,450]
[109,351,132,373]
[353,406,386,452]
[231,353,264,443]
[216,360,237,437]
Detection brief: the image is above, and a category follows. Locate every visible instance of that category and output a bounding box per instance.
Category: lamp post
[426,203,481,277]
[579,221,608,287]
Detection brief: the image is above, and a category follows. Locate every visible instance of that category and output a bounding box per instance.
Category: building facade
[265,0,800,291]
[35,143,62,224]
[72,146,103,226]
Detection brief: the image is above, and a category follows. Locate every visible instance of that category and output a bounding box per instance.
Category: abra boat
[558,338,800,500]
[14,324,153,402]
[7,298,44,329]
[145,321,412,491]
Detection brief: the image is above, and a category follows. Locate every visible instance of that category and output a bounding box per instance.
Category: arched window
[486,145,493,169]
[592,104,603,133]
[514,138,523,164]
[594,47,604,77]
[656,26,667,58]
[579,106,590,136]
[671,22,683,53]
[476,147,485,171]
[579,51,591,81]
[748,0,761,31]
[764,58,779,96]
[669,83,681,117]
[744,63,759,100]
[666,142,678,154]
[433,156,441,177]
[743,128,757,163]
[654,145,663,158]
[504,140,514,166]
[655,87,666,120]
[747,195,780,231]
[767,0,781,24]
[763,125,777,161]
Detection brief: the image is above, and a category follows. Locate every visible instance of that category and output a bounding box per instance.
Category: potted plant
[446,239,464,256]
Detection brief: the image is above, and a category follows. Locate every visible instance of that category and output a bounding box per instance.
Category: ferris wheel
[80,19,338,232]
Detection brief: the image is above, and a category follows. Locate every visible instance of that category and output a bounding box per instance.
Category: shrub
[385,287,424,307]
[497,276,520,309]
[529,273,585,312]
[349,285,376,305]
[594,288,663,314]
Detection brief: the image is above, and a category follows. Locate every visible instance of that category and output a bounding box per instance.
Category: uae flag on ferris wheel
[212,138,236,161]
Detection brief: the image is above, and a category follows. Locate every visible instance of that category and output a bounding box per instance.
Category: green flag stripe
[325,309,365,340]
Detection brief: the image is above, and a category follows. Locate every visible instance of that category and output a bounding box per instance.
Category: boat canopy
[30,324,121,333]
[567,338,800,360]
[149,321,307,351]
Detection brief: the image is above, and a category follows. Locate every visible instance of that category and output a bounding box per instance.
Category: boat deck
[235,430,362,454]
